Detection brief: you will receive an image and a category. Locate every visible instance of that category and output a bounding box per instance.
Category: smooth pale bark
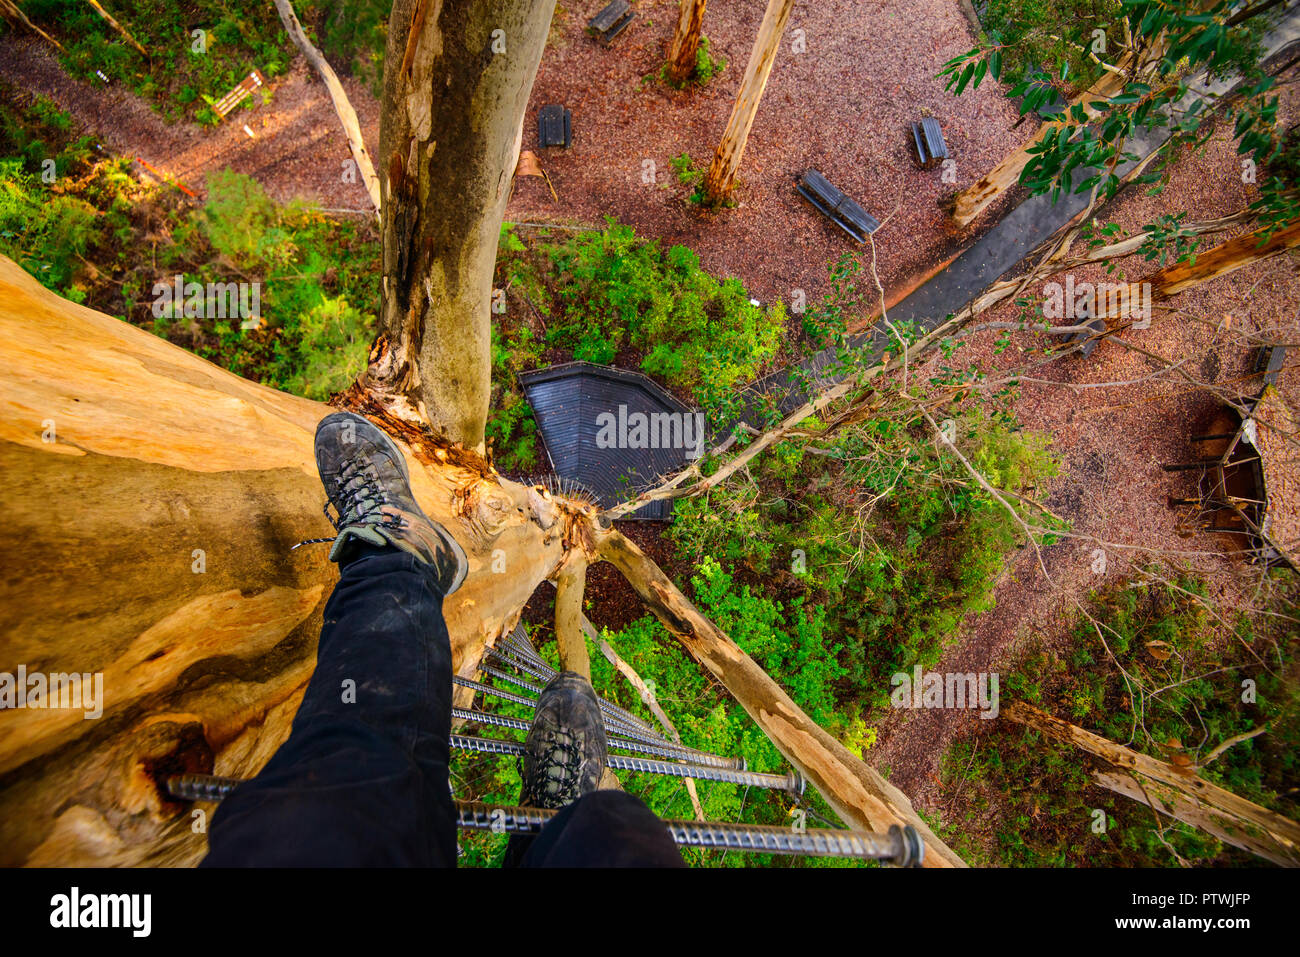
[665,0,708,86]
[1094,217,1300,319]
[368,0,557,449]
[1006,702,1300,867]
[0,257,565,866]
[703,0,794,204]
[273,0,382,217]
[554,555,590,677]
[593,526,968,867]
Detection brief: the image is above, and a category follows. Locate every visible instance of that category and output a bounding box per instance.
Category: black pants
[201,545,683,867]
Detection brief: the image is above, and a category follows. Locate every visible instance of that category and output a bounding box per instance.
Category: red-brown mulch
[509,0,1027,315]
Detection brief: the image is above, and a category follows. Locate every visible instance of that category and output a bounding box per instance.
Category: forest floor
[869,64,1300,859]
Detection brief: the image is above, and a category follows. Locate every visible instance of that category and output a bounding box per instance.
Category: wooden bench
[213,70,265,120]
[537,104,571,149]
[911,117,948,170]
[587,0,633,43]
[795,169,880,243]
[1255,343,1287,387]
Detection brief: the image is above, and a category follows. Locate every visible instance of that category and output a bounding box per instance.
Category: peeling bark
[368,0,557,448]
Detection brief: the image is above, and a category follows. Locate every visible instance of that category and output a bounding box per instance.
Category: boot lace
[519,729,588,809]
[291,459,407,551]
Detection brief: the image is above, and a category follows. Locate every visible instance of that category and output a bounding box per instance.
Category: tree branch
[273,0,381,219]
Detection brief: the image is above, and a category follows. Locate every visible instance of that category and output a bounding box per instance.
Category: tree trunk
[0,257,566,866]
[702,0,793,205]
[554,554,590,677]
[593,526,968,867]
[665,0,708,86]
[366,0,557,449]
[1006,702,1300,867]
[273,0,382,218]
[0,0,65,52]
[1095,216,1300,319]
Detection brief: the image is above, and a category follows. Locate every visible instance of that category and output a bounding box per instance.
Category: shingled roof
[518,362,703,520]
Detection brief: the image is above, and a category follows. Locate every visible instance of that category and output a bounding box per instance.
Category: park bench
[795,169,880,243]
[214,70,265,120]
[537,104,571,149]
[587,0,633,43]
[1255,343,1287,387]
[911,117,948,170]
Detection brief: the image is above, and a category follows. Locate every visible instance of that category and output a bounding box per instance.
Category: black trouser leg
[202,545,457,867]
[503,790,686,868]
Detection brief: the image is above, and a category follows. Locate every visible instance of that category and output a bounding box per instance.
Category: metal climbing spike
[477,662,660,739]
[452,675,731,759]
[164,775,919,863]
[450,734,802,794]
[452,708,745,769]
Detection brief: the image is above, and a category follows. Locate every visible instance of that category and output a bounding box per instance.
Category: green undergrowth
[16,0,290,125]
[494,218,786,411]
[941,571,1299,866]
[1,96,378,400]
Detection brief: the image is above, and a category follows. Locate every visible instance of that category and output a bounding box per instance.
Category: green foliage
[941,1,1292,229]
[0,96,136,299]
[455,562,866,868]
[661,34,726,89]
[950,571,1300,866]
[1,101,380,405]
[499,219,785,416]
[201,169,299,270]
[310,0,391,98]
[23,0,289,123]
[669,152,707,204]
[487,321,542,472]
[692,35,726,85]
[670,406,1059,708]
[963,1,1123,91]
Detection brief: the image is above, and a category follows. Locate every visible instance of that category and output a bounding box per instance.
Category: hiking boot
[310,411,468,595]
[520,672,608,809]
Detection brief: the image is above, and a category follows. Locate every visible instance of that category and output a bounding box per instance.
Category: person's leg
[202,412,468,867]
[202,544,456,867]
[509,790,685,867]
[500,671,685,868]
